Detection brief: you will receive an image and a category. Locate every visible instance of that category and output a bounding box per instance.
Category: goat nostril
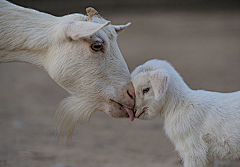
[127,90,135,100]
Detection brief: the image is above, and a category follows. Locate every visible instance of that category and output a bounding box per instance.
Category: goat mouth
[135,107,147,118]
[135,111,145,118]
[110,99,134,121]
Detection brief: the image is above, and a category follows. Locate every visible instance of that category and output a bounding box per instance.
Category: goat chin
[55,94,133,143]
[55,96,100,143]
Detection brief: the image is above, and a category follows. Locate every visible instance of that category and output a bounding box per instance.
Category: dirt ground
[0,9,240,167]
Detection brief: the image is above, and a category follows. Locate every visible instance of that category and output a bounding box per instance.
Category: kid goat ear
[149,70,169,100]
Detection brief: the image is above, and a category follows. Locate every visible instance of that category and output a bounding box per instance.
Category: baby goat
[131,59,240,167]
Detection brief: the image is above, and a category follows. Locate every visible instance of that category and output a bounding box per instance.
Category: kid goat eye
[143,88,150,94]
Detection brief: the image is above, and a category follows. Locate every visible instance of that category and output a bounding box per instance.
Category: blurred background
[1,0,240,166]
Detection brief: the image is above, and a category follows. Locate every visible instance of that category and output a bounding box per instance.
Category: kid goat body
[131,59,240,167]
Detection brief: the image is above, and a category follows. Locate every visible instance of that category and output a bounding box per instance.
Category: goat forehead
[133,72,149,82]
[90,34,104,42]
[91,30,109,45]
[91,16,117,37]
[93,26,119,52]
[133,73,150,90]
[102,26,117,40]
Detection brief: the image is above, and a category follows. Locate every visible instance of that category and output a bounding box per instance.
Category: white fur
[0,0,135,138]
[131,59,240,167]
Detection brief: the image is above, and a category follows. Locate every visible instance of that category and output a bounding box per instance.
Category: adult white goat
[0,0,135,139]
[131,59,240,167]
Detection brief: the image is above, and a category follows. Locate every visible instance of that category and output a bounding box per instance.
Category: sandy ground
[0,10,240,167]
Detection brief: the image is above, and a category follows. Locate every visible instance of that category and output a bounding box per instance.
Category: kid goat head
[0,1,135,138]
[131,60,171,120]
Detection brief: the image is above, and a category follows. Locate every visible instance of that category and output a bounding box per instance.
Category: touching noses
[123,82,135,109]
[127,84,135,100]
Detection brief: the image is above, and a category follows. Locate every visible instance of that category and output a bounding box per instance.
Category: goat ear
[112,22,131,34]
[149,70,169,100]
[65,21,110,40]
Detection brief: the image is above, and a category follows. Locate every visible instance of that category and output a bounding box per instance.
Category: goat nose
[127,84,135,100]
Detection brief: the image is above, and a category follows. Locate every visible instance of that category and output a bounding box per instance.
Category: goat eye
[91,42,103,51]
[143,88,150,94]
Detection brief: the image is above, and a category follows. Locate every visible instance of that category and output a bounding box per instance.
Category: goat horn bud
[86,7,101,21]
